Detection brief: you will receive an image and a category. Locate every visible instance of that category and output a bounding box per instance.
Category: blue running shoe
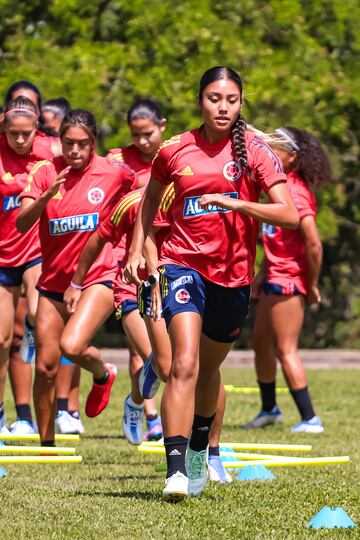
[144,416,163,441]
[242,406,283,429]
[19,317,35,364]
[122,395,144,445]
[208,455,232,483]
[291,416,324,433]
[139,353,161,399]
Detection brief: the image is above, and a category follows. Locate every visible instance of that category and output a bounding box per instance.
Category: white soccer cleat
[242,406,283,429]
[163,471,188,503]
[9,420,37,435]
[122,395,144,445]
[291,416,324,434]
[0,414,9,435]
[19,318,35,364]
[186,447,208,497]
[55,411,84,435]
[139,354,161,399]
[208,455,233,483]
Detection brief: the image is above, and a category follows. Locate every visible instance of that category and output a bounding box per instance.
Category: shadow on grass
[82,435,124,440]
[74,489,160,501]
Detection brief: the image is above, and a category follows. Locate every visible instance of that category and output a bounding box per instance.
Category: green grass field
[0,368,358,539]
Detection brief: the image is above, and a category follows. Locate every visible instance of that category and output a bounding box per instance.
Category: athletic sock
[15,404,33,423]
[57,398,69,412]
[146,413,158,422]
[258,381,276,412]
[189,414,215,452]
[290,387,315,421]
[209,445,220,457]
[41,440,55,447]
[93,370,110,385]
[164,435,188,478]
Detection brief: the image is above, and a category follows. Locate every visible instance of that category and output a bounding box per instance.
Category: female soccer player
[124,66,299,501]
[107,100,167,440]
[17,109,134,446]
[0,96,54,434]
[243,127,331,433]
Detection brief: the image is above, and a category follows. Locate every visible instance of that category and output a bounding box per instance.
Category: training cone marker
[236,464,275,481]
[0,466,7,477]
[308,506,356,529]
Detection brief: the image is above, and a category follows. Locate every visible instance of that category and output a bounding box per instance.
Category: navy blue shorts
[159,265,250,343]
[37,281,113,304]
[263,282,301,296]
[115,299,138,320]
[0,257,42,287]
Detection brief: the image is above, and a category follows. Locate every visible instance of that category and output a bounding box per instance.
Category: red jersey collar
[193,126,231,152]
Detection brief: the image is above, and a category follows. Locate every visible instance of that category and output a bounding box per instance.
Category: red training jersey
[262,170,317,294]
[151,128,287,287]
[0,133,53,266]
[107,145,152,188]
[20,154,135,293]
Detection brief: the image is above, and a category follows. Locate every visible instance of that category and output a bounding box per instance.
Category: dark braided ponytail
[198,66,251,175]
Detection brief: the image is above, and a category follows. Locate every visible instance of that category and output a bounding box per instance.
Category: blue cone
[308,506,356,529]
[0,467,7,478]
[219,447,235,453]
[236,464,275,481]
[0,440,4,446]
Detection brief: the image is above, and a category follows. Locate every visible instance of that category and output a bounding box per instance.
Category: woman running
[0,96,54,434]
[124,66,299,501]
[17,108,134,446]
[243,126,331,433]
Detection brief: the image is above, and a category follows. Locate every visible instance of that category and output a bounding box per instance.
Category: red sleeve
[98,191,140,247]
[291,182,317,220]
[153,207,170,229]
[20,160,54,200]
[248,136,287,192]
[151,145,174,186]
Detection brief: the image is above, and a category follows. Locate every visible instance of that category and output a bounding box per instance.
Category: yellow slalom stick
[0,455,82,464]
[0,446,76,455]
[0,434,80,442]
[224,385,289,394]
[138,445,299,461]
[140,442,312,452]
[154,456,350,472]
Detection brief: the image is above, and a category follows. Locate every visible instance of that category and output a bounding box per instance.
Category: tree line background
[1,0,359,348]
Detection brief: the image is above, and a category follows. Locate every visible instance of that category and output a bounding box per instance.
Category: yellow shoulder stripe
[160,182,175,212]
[24,160,52,193]
[111,192,142,226]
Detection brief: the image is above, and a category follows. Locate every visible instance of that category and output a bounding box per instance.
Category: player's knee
[0,332,12,352]
[171,352,198,382]
[60,337,83,360]
[276,348,295,366]
[35,360,58,382]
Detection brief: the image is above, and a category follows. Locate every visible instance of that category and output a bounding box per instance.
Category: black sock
[0,403,4,419]
[164,435,188,478]
[15,404,32,423]
[209,445,220,457]
[57,398,69,412]
[146,413,158,422]
[41,440,55,447]
[189,414,215,452]
[290,387,315,421]
[258,381,276,412]
[94,371,110,385]
[69,410,80,419]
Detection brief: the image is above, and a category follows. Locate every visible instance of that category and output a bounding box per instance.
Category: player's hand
[199,193,239,212]
[252,272,266,299]
[150,282,162,322]
[124,253,143,285]
[44,166,71,200]
[306,286,321,306]
[64,285,81,314]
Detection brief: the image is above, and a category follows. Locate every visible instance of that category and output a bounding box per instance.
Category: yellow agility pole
[138,445,299,461]
[224,385,289,394]
[0,434,80,443]
[0,455,82,464]
[154,456,350,472]
[0,446,76,455]
[140,441,312,452]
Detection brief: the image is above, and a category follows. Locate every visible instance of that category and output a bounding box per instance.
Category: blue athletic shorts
[0,257,42,287]
[263,282,301,296]
[37,281,113,304]
[159,264,250,343]
[115,299,138,320]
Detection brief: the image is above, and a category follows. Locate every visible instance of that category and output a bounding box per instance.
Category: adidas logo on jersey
[180,166,194,176]
[52,191,62,200]
[3,195,21,212]
[183,192,238,218]
[49,213,99,235]
[2,172,14,182]
[169,449,182,456]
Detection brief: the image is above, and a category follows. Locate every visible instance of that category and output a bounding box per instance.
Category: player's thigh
[122,309,152,360]
[0,284,20,346]
[35,294,67,369]
[23,262,41,319]
[270,294,305,353]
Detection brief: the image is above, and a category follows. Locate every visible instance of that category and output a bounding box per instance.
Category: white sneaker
[19,317,35,364]
[122,395,144,445]
[242,406,283,429]
[186,447,208,497]
[139,354,161,399]
[208,455,233,483]
[163,471,188,503]
[55,410,84,434]
[10,419,37,435]
[291,416,324,433]
[0,414,9,435]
